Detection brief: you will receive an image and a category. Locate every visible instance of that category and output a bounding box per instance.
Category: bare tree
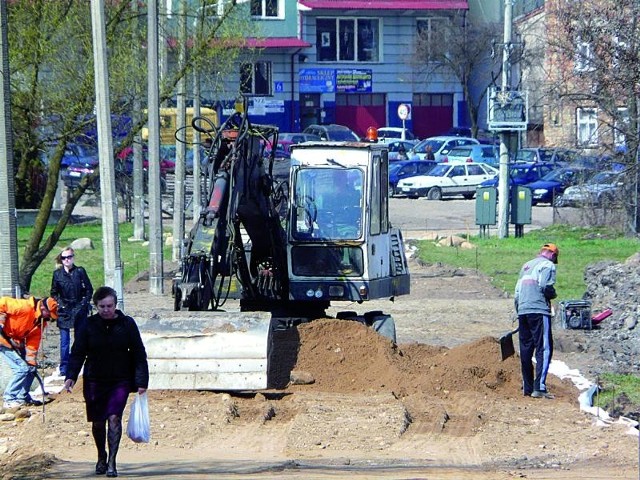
[412,13,502,137]
[546,0,640,234]
[7,0,254,291]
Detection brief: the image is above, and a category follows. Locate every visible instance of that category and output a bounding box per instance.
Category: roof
[246,37,312,48]
[298,0,468,10]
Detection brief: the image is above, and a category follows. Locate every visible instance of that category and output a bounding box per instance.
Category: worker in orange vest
[0,296,58,409]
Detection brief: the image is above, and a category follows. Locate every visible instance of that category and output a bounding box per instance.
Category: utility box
[510,186,532,225]
[476,187,497,225]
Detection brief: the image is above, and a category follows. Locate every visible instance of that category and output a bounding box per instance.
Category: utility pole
[90,0,124,305]
[172,0,187,261]
[0,0,20,297]
[497,0,513,239]
[148,0,164,295]
[132,0,145,241]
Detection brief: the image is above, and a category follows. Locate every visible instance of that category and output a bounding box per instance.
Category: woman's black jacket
[50,265,94,330]
[66,310,149,391]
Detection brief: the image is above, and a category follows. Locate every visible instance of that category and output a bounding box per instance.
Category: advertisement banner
[299,68,336,93]
[336,69,372,93]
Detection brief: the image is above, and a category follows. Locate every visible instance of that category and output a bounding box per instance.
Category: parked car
[513,147,578,165]
[396,162,497,200]
[555,171,624,207]
[442,144,499,167]
[40,142,100,170]
[264,139,295,161]
[278,132,322,144]
[302,124,360,142]
[377,127,417,144]
[443,126,472,137]
[388,159,437,195]
[387,140,420,162]
[480,162,556,189]
[409,136,480,162]
[525,166,596,205]
[118,146,175,175]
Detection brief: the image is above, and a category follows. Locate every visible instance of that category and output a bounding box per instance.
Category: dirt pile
[557,252,640,376]
[279,319,577,402]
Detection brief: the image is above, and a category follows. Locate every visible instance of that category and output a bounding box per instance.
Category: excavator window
[292,167,363,241]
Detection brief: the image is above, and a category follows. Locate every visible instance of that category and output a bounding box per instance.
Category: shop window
[240,61,271,96]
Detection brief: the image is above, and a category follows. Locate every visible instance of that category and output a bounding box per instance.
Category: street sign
[488,88,528,131]
[397,103,410,120]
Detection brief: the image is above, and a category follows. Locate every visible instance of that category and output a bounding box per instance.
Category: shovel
[499,327,519,361]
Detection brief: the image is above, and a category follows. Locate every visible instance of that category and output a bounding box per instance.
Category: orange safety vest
[0,297,46,365]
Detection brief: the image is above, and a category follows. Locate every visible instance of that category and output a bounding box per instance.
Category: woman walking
[64,286,149,478]
[50,246,93,377]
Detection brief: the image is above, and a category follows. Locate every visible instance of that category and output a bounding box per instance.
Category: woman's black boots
[92,421,108,475]
[106,415,122,478]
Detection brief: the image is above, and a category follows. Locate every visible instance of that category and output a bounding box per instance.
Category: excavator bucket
[136,311,272,391]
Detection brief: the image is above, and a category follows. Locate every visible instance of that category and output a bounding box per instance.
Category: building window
[417,17,450,58]
[317,18,380,62]
[240,61,271,96]
[250,0,279,18]
[614,107,628,148]
[575,39,595,72]
[576,107,598,147]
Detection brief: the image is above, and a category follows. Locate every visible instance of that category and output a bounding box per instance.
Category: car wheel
[462,192,475,200]
[388,184,395,197]
[427,187,442,201]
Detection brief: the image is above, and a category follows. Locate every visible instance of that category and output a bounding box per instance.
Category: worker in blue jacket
[514,243,559,399]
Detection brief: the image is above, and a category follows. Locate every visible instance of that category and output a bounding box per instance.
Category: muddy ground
[0,247,638,479]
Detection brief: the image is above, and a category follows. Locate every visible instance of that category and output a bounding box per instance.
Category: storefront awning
[246,38,312,49]
[298,0,468,9]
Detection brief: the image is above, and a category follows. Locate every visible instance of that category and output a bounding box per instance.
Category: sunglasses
[61,255,74,260]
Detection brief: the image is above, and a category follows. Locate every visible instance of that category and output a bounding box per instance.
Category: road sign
[488,89,528,131]
[397,104,410,121]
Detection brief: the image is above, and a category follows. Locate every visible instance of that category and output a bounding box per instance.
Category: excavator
[138,108,410,391]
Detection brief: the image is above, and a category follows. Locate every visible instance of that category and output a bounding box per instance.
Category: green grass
[414,224,639,300]
[593,373,640,410]
[20,222,173,297]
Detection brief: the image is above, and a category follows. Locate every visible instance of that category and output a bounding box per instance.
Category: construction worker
[0,296,58,409]
[514,243,559,399]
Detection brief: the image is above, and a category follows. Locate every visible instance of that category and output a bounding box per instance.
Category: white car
[409,136,480,162]
[555,171,624,207]
[397,162,498,200]
[376,127,417,144]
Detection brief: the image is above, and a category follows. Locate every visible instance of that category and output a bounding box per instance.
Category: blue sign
[299,68,336,93]
[336,69,372,93]
[274,81,284,93]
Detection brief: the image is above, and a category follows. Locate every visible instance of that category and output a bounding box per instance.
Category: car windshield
[389,163,403,174]
[510,166,534,180]
[379,130,402,139]
[515,150,536,162]
[328,130,358,141]
[590,172,619,184]
[413,139,443,154]
[448,147,472,157]
[428,164,450,177]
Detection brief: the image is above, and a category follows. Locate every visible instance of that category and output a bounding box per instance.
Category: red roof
[298,0,468,9]
[246,37,312,48]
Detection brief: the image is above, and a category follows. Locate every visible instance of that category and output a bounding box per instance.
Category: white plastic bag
[126,392,150,443]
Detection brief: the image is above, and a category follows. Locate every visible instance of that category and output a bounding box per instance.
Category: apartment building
[201,1,471,138]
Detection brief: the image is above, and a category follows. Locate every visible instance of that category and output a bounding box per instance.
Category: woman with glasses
[50,247,93,378]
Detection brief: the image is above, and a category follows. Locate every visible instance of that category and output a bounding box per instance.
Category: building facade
[201,1,471,138]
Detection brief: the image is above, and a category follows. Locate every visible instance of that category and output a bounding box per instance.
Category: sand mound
[280,319,577,402]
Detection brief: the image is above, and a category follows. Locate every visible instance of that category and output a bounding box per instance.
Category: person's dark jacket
[66,310,149,391]
[50,265,93,330]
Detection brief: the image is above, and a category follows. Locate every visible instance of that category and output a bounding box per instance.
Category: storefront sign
[336,69,372,93]
[299,68,336,93]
